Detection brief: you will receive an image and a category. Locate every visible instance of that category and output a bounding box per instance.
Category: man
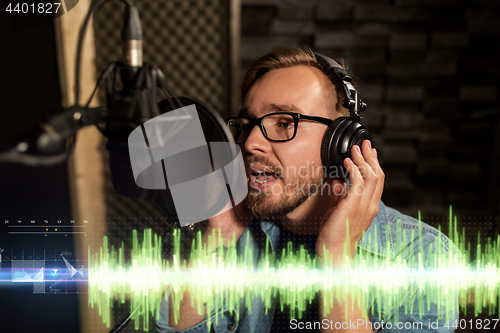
[155,46,462,333]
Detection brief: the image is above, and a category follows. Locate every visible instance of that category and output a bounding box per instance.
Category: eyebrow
[238,103,305,116]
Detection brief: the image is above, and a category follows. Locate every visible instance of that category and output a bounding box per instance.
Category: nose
[243,124,272,156]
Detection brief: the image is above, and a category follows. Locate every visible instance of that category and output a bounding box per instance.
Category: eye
[276,119,294,130]
[241,123,253,131]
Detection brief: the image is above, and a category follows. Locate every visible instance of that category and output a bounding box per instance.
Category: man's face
[240,65,336,219]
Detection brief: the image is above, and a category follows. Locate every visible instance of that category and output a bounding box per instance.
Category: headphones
[314,53,373,179]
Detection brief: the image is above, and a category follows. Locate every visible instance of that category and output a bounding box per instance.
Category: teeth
[255,179,271,184]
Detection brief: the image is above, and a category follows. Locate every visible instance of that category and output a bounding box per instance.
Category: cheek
[275,132,325,179]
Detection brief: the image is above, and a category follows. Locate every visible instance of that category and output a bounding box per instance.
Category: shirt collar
[357,200,395,259]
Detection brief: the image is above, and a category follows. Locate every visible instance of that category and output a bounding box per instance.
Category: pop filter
[107,96,241,225]
[149,97,239,221]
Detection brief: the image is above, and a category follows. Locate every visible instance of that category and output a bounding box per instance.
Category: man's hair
[240,45,350,117]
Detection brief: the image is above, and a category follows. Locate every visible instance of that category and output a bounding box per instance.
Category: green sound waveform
[88,208,500,331]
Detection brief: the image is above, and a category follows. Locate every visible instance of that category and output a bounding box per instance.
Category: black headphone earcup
[321,117,373,179]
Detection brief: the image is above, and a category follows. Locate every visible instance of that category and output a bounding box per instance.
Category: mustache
[244,156,283,176]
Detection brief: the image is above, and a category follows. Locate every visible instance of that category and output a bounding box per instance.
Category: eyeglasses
[226,112,333,144]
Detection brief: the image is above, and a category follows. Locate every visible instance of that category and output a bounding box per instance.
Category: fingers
[360,140,378,171]
[343,156,363,202]
[346,140,385,218]
[359,140,385,212]
[349,142,373,195]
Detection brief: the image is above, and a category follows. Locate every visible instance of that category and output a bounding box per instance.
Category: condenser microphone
[120,3,142,91]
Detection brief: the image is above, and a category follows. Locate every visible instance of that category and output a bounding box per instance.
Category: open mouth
[248,164,281,189]
[252,170,277,184]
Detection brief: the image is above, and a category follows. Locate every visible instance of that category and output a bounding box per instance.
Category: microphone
[0,2,239,332]
[0,0,235,205]
[120,3,143,91]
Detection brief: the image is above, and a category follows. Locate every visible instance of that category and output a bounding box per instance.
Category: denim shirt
[154,201,462,333]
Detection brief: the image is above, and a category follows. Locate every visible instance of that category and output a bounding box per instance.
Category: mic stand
[0,1,188,330]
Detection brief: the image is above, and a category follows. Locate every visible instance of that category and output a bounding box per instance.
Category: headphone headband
[314,53,367,122]
[314,53,373,179]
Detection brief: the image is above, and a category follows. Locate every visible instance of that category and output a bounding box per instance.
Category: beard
[245,156,324,220]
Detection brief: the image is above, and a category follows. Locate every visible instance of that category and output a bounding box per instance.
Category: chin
[246,191,279,220]
[247,191,299,221]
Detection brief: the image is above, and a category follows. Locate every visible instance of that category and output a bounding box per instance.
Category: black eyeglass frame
[226,112,333,144]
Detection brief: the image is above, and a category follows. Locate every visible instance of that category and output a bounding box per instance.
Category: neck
[280,183,331,235]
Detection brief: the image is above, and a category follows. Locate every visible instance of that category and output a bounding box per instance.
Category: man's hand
[316,139,381,332]
[316,139,384,264]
